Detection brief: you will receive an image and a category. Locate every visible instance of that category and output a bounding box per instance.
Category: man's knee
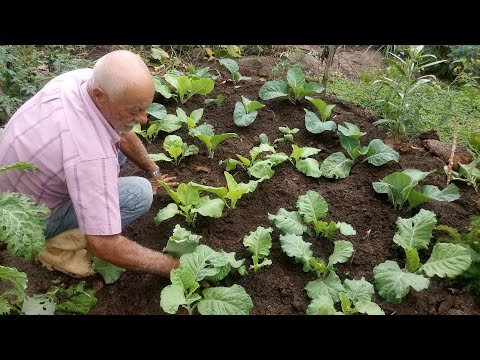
[119,176,153,215]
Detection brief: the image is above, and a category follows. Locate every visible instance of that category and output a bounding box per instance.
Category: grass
[329,73,480,146]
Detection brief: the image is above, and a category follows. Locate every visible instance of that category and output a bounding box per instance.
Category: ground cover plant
[1,45,479,315]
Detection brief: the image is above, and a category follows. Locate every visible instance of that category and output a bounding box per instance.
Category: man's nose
[136,111,148,125]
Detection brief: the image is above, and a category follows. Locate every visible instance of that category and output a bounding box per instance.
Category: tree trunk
[322,45,338,93]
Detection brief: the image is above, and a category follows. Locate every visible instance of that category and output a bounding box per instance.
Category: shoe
[36,228,94,278]
[36,248,95,278]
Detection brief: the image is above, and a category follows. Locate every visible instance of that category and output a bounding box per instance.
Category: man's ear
[92,86,106,102]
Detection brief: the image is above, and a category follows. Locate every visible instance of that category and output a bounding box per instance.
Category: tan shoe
[36,228,94,278]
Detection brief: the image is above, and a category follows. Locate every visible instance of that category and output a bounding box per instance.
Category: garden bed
[1,58,479,315]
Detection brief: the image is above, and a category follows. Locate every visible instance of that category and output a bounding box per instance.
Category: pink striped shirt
[0,69,122,235]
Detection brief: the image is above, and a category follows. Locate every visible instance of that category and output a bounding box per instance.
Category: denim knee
[132,177,154,213]
[118,177,153,226]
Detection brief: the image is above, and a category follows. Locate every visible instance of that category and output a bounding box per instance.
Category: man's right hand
[150,173,178,194]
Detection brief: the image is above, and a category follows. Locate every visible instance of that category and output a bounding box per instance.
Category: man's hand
[149,173,178,195]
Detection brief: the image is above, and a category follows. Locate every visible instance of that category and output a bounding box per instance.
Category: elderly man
[0,50,179,278]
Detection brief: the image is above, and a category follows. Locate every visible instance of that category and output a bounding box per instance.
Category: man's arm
[120,130,158,173]
[86,234,179,277]
[119,130,178,192]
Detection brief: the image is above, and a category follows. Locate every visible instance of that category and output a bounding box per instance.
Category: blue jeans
[44,152,152,238]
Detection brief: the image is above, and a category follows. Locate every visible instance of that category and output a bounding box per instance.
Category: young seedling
[190,124,238,158]
[233,96,265,127]
[372,168,460,210]
[164,70,215,104]
[259,66,324,104]
[0,162,50,260]
[0,265,27,314]
[239,226,273,275]
[162,135,199,165]
[273,126,299,144]
[175,107,204,129]
[204,95,225,107]
[373,209,471,304]
[163,224,201,257]
[219,58,251,84]
[159,244,251,315]
[446,159,480,192]
[154,180,225,226]
[289,144,322,178]
[320,122,399,179]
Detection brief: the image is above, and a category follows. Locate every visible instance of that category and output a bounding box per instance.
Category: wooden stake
[446,117,458,186]
[322,45,338,93]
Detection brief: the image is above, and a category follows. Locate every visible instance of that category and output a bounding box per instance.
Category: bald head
[90,50,154,102]
[87,50,155,132]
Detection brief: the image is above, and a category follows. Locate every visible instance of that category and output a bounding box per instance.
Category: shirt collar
[79,81,121,145]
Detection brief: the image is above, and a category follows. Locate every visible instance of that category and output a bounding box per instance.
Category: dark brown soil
[1,58,479,316]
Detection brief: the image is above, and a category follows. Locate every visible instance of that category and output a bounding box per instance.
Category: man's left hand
[149,174,178,195]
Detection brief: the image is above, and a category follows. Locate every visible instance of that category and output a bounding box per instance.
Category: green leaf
[198,284,253,315]
[151,47,169,61]
[412,184,460,207]
[219,58,239,77]
[355,300,385,315]
[170,266,199,295]
[268,208,306,235]
[306,295,338,315]
[164,135,184,161]
[22,292,57,315]
[248,160,275,179]
[224,172,260,208]
[364,139,399,166]
[93,257,126,284]
[0,191,49,259]
[160,284,187,314]
[295,158,322,178]
[279,234,313,272]
[241,96,264,113]
[259,80,289,100]
[300,82,324,97]
[164,224,201,257]
[155,114,183,133]
[305,271,345,302]
[148,153,172,162]
[180,244,228,281]
[243,226,273,260]
[336,222,356,236]
[55,281,97,314]
[393,209,437,250]
[0,162,37,173]
[154,203,181,225]
[404,246,420,272]
[337,122,366,139]
[344,277,375,303]
[304,108,336,134]
[305,96,335,120]
[233,102,258,127]
[327,240,354,269]
[373,260,430,304]
[320,152,354,179]
[0,265,28,306]
[296,190,328,223]
[153,78,172,99]
[190,78,215,96]
[146,103,167,120]
[226,45,241,58]
[287,67,306,96]
[204,95,225,107]
[421,243,472,278]
[192,196,225,218]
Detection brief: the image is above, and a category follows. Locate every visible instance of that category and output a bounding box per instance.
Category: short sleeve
[65,158,121,235]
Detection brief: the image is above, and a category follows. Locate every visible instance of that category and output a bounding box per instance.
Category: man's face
[102,83,154,133]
